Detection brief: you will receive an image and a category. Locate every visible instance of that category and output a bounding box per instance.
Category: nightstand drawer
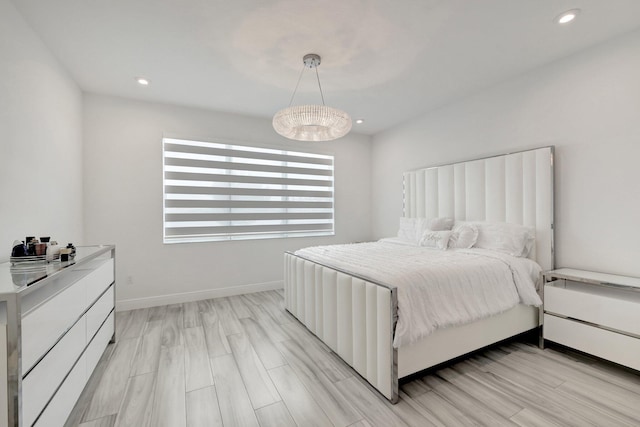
[544,282,640,336]
[544,314,640,371]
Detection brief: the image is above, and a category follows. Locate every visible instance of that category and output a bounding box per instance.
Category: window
[163,137,334,243]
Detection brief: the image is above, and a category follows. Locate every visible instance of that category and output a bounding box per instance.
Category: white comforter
[295,239,542,348]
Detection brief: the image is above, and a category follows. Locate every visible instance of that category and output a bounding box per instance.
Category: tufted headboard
[403,147,554,271]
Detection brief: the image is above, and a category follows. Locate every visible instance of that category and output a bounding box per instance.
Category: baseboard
[116,280,284,311]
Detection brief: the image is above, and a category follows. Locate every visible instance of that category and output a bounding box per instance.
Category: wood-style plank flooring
[65,290,640,427]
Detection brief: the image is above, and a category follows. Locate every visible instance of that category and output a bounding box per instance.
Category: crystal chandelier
[273,54,352,142]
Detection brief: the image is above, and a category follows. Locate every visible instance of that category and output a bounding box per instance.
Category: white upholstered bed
[284,147,554,402]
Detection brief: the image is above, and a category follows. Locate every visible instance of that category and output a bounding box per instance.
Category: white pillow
[449,222,478,249]
[473,221,535,257]
[397,217,427,243]
[419,229,452,250]
[427,217,454,231]
[397,217,455,244]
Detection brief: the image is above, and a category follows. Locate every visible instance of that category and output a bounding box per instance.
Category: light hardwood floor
[65,290,640,427]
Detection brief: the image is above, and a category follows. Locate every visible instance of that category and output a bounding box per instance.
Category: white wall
[0,0,83,261]
[372,28,640,277]
[83,94,372,308]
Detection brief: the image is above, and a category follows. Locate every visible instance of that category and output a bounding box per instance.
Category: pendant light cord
[287,64,306,107]
[287,61,326,107]
[315,66,326,106]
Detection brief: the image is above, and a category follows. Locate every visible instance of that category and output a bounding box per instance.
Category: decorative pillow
[397,217,427,243]
[427,217,454,231]
[473,221,535,257]
[448,222,479,249]
[419,229,452,250]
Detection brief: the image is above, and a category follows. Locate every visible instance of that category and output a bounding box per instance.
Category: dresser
[543,268,640,371]
[0,245,115,427]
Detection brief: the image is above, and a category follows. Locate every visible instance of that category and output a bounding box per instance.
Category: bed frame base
[285,253,540,404]
[398,304,539,378]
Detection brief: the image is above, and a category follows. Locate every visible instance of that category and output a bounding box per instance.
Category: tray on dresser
[10,254,61,265]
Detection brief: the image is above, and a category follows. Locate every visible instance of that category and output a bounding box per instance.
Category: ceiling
[12,0,640,134]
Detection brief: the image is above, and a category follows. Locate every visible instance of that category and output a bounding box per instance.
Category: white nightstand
[543,268,640,371]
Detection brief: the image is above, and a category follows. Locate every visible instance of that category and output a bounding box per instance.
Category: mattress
[295,239,542,348]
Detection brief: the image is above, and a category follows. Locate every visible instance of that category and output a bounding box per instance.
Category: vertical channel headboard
[403,147,554,271]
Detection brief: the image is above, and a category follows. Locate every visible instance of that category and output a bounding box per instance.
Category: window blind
[163,138,335,243]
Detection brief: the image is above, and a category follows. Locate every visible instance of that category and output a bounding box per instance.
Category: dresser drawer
[86,311,114,378]
[544,314,640,371]
[83,258,114,306]
[86,285,114,342]
[0,325,7,424]
[22,315,86,427]
[544,282,640,336]
[22,280,86,372]
[33,353,87,427]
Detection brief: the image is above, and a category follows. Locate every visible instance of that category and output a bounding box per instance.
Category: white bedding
[295,238,542,348]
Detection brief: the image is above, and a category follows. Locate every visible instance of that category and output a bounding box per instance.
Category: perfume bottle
[26,237,37,256]
[46,241,60,261]
[66,243,76,258]
[60,248,71,262]
[11,240,27,257]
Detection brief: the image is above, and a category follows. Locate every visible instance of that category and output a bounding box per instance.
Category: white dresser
[0,245,115,427]
[543,268,640,371]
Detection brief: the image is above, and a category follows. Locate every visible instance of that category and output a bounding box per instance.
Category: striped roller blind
[163,137,335,243]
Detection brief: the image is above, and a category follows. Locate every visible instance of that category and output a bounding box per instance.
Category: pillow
[427,217,454,231]
[397,217,427,243]
[448,222,478,249]
[397,217,455,244]
[473,221,535,257]
[419,229,452,250]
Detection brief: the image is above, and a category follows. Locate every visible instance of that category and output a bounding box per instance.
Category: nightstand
[543,268,640,371]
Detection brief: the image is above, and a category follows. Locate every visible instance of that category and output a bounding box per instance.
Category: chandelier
[273,54,352,142]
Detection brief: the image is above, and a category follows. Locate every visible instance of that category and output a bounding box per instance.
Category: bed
[284,146,554,403]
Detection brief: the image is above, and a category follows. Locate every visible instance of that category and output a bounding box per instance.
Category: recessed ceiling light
[355,119,364,124]
[556,9,580,24]
[136,77,150,86]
